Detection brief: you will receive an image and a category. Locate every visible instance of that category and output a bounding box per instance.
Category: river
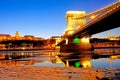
[0,48,120,68]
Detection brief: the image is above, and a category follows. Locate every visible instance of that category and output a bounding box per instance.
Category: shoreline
[0,46,120,51]
[0,48,56,51]
[0,66,120,80]
[94,46,120,49]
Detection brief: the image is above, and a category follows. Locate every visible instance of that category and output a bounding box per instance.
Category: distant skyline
[0,0,119,38]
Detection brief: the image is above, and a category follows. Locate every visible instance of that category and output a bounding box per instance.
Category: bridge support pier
[60,37,93,52]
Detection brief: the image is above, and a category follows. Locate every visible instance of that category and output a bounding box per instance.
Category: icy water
[0,48,120,68]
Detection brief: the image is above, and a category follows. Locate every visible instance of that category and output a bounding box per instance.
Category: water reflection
[58,51,92,68]
[58,48,120,68]
[0,49,119,68]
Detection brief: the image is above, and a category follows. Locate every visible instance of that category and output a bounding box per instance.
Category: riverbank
[0,47,56,51]
[0,66,120,80]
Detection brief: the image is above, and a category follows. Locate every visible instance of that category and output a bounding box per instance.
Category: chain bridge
[58,0,120,52]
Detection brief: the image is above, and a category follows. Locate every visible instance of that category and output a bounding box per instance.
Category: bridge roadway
[70,2,120,38]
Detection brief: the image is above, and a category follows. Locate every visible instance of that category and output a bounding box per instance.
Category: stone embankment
[0,66,120,80]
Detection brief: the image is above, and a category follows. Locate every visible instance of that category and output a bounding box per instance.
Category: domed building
[0,31,45,49]
[0,31,45,41]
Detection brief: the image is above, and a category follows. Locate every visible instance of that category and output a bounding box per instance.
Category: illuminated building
[94,42,120,48]
[108,33,120,40]
[50,36,62,45]
[0,34,11,41]
[0,44,5,49]
[15,31,20,38]
[0,54,5,59]
[0,31,45,49]
[0,31,45,41]
[24,35,35,40]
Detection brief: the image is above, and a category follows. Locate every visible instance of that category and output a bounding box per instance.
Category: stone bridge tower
[65,11,86,36]
[60,11,92,51]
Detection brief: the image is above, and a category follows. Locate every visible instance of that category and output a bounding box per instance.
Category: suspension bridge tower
[60,11,93,51]
[65,11,86,36]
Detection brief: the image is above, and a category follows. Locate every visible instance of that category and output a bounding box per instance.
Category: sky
[0,0,119,38]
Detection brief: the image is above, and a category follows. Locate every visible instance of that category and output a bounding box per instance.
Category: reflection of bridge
[58,1,120,52]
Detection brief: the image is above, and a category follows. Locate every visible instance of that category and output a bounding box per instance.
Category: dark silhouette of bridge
[71,1,120,38]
